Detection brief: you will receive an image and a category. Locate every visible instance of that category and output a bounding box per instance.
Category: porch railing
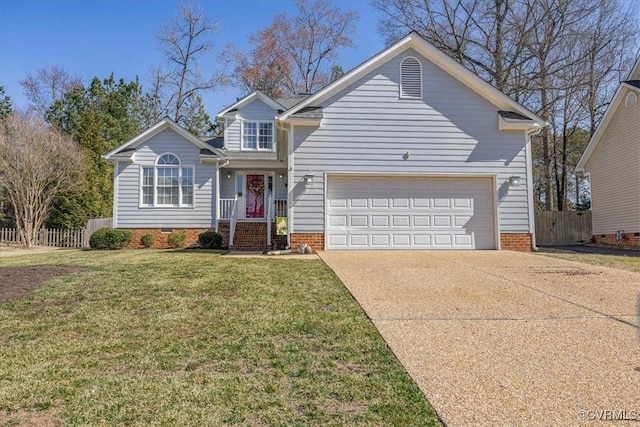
[220,199,235,220]
[229,196,238,247]
[267,194,273,248]
[274,199,287,217]
[219,198,287,220]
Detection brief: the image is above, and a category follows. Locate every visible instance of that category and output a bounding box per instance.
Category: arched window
[141,153,194,207]
[625,92,638,107]
[157,153,180,165]
[400,56,422,99]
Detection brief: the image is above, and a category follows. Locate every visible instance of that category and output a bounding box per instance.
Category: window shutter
[400,57,422,99]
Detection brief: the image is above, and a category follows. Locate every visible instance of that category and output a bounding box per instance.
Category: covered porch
[217,168,288,250]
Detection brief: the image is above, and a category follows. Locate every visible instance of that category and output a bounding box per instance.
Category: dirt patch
[0,266,86,303]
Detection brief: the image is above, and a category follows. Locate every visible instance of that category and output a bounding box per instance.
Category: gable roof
[216,90,286,118]
[277,31,545,128]
[576,56,640,172]
[104,118,224,161]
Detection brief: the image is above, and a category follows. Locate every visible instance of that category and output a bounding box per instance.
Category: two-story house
[104,31,545,251]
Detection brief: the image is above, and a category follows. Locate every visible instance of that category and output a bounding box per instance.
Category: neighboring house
[576,57,640,247]
[105,31,545,251]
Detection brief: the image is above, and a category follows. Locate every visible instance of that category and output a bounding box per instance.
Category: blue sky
[0,0,384,118]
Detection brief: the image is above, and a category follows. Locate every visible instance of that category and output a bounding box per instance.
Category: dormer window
[242,121,274,151]
[400,56,422,99]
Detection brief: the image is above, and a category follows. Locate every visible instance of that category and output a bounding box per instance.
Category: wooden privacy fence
[534,210,592,246]
[0,217,113,248]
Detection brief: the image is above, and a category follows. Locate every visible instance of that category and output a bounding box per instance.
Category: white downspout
[215,159,230,233]
[526,127,542,251]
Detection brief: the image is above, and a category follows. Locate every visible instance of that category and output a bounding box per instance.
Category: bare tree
[230,0,358,96]
[373,0,640,211]
[157,1,224,124]
[19,65,82,118]
[0,114,86,247]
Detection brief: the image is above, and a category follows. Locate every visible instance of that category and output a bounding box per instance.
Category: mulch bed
[0,266,86,303]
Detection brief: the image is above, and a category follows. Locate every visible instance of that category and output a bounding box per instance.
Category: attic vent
[400,56,422,99]
[625,92,637,107]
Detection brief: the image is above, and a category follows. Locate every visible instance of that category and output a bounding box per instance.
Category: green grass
[536,251,640,273]
[0,250,439,426]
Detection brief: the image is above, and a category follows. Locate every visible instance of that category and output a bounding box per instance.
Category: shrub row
[90,229,224,250]
[89,228,132,250]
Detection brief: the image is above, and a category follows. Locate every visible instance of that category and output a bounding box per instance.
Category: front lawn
[0,250,439,426]
[536,251,640,273]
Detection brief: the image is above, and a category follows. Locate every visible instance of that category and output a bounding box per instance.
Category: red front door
[245,174,265,218]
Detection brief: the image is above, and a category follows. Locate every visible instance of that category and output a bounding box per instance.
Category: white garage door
[326,176,496,250]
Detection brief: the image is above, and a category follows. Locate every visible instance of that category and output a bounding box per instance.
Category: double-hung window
[242,121,274,150]
[141,153,194,207]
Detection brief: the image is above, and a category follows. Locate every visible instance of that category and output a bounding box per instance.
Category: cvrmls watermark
[578,410,639,422]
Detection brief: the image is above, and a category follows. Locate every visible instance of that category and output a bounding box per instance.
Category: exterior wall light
[508,176,521,187]
[304,174,314,187]
[226,173,232,179]
[278,173,284,179]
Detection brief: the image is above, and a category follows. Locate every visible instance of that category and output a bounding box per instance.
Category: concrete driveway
[318,251,640,426]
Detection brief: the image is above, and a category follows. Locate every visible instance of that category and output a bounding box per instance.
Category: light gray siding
[584,87,640,234]
[116,129,216,228]
[225,99,278,151]
[291,48,531,234]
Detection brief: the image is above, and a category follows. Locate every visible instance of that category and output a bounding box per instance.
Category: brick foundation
[290,233,325,253]
[500,233,532,251]
[593,232,640,248]
[123,228,211,249]
[219,221,287,251]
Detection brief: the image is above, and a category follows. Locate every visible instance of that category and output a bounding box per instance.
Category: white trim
[215,161,220,232]
[288,125,295,236]
[237,171,275,221]
[323,172,500,250]
[399,56,423,99]
[104,118,224,160]
[216,90,285,118]
[278,32,545,128]
[138,158,196,209]
[240,120,276,151]
[524,131,536,242]
[625,92,638,107]
[492,174,501,250]
[113,161,119,228]
[156,152,181,165]
[498,114,536,131]
[285,117,322,126]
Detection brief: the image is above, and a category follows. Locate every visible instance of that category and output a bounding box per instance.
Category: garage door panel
[392,234,411,246]
[350,235,369,246]
[371,198,389,208]
[433,216,452,227]
[433,198,451,208]
[413,198,430,208]
[350,216,368,227]
[329,215,347,227]
[413,216,430,227]
[413,234,432,246]
[371,215,389,227]
[326,176,496,250]
[371,234,390,246]
[434,234,453,246]
[392,216,410,227]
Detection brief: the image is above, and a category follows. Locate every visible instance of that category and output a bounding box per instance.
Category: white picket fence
[0,217,112,248]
